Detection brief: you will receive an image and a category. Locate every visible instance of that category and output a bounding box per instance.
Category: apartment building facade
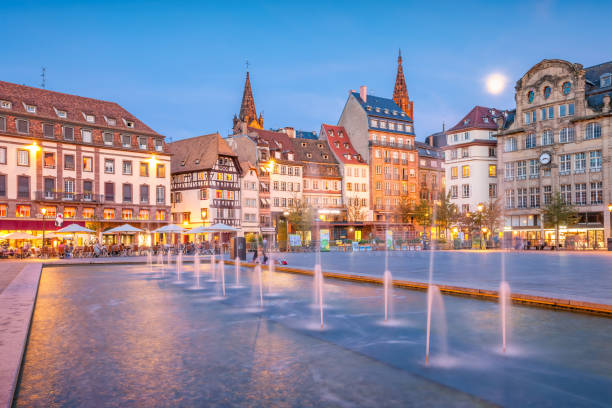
[0,80,171,242]
[496,59,612,248]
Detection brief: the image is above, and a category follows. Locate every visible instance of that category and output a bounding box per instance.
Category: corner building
[0,80,171,242]
[497,59,612,248]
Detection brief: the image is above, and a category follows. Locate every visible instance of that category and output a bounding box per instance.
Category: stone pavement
[0,263,42,408]
[0,263,25,296]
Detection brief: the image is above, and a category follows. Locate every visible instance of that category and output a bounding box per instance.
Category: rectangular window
[524,112,530,124]
[104,208,115,220]
[16,119,29,134]
[122,134,131,147]
[103,132,113,145]
[543,185,552,205]
[517,188,527,208]
[17,176,30,198]
[462,165,469,178]
[560,155,571,174]
[140,185,149,203]
[489,183,497,198]
[44,178,54,198]
[0,116,5,132]
[462,184,470,198]
[559,127,574,143]
[0,204,7,217]
[64,179,75,200]
[138,136,147,149]
[105,159,115,173]
[540,108,546,121]
[542,130,554,145]
[82,208,94,219]
[488,165,496,177]
[81,129,92,143]
[561,184,571,204]
[505,137,517,152]
[0,147,5,164]
[525,133,537,149]
[0,174,6,196]
[559,105,567,117]
[156,186,165,204]
[138,209,150,220]
[17,149,29,166]
[585,123,601,140]
[64,154,75,170]
[505,189,515,209]
[156,164,165,178]
[122,160,132,175]
[139,162,149,177]
[16,204,30,217]
[43,123,55,138]
[104,182,115,202]
[122,209,133,220]
[450,185,458,198]
[589,150,602,171]
[504,162,514,180]
[574,153,586,173]
[529,187,540,208]
[64,207,76,219]
[123,184,133,203]
[529,159,540,178]
[590,182,603,205]
[41,206,56,217]
[63,126,74,140]
[83,180,93,200]
[155,138,163,152]
[575,183,587,205]
[516,161,526,180]
[82,156,93,172]
[155,210,166,221]
[548,106,554,119]
[44,152,55,168]
[568,103,574,116]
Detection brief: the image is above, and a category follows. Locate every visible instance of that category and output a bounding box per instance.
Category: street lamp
[41,207,47,256]
[477,203,484,213]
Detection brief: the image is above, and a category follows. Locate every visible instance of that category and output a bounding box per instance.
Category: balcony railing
[213,218,241,227]
[171,179,240,191]
[35,191,105,203]
[212,199,240,209]
[369,140,415,151]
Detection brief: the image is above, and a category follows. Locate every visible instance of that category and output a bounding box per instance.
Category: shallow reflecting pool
[14,263,612,407]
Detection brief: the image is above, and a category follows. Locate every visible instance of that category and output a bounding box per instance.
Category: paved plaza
[277,251,612,305]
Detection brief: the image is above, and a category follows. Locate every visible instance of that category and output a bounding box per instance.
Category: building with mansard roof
[0,80,171,245]
[496,59,612,249]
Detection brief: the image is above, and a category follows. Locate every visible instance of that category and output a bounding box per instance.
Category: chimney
[360,85,367,103]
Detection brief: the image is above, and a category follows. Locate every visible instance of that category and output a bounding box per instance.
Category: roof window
[84,113,95,123]
[601,73,612,88]
[123,118,135,128]
[24,104,36,113]
[55,109,67,118]
[1,100,12,109]
[301,142,307,147]
[195,159,200,165]
[306,153,312,158]
[375,107,381,112]
[317,143,323,148]
[105,117,117,126]
[180,160,186,166]
[483,117,489,123]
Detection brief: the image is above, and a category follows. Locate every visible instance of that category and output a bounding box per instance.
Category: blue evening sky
[2,1,611,141]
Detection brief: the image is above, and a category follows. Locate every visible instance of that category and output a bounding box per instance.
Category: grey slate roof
[351,92,415,136]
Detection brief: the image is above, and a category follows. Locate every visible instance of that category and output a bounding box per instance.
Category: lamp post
[41,207,47,257]
[477,204,485,249]
[283,211,290,252]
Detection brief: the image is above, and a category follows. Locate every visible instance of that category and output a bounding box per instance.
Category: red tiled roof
[0,80,160,135]
[321,124,365,164]
[448,106,501,132]
[247,127,296,154]
[167,133,237,174]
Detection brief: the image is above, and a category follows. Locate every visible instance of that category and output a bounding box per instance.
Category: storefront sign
[289,234,301,247]
[320,229,330,252]
[385,230,393,250]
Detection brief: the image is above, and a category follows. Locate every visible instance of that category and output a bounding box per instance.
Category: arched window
[543,86,551,99]
[585,123,602,140]
[527,91,534,103]
[562,82,571,95]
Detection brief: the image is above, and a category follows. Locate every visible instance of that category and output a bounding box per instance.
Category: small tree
[86,214,103,243]
[436,191,458,238]
[413,199,432,228]
[286,198,313,240]
[541,192,578,248]
[395,196,415,224]
[346,195,368,222]
[481,198,503,238]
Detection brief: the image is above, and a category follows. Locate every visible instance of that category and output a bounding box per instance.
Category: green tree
[541,192,578,248]
[436,191,459,238]
[481,198,503,237]
[395,196,415,224]
[286,197,313,238]
[413,199,433,227]
[345,194,368,222]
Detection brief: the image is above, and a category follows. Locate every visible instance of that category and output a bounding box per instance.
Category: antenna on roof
[40,67,46,89]
[245,59,250,71]
[442,121,445,132]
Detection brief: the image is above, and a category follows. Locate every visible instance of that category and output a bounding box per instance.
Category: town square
[0,1,611,407]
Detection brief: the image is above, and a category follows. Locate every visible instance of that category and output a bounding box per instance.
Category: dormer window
[384,109,389,114]
[344,143,349,148]
[301,142,307,147]
[601,73,612,88]
[155,138,163,152]
[274,151,281,159]
[195,159,200,165]
[464,119,470,125]
[288,153,294,161]
[334,141,340,148]
[180,160,186,166]
[105,117,117,126]
[366,106,372,111]
[375,107,381,112]
[328,130,334,137]
[123,119,135,128]
[483,117,489,123]
[306,153,312,158]
[338,131,343,137]
[138,136,147,149]
[323,154,329,159]
[56,109,67,118]
[84,113,95,123]
[25,104,36,113]
[0,101,11,109]
[317,143,323,148]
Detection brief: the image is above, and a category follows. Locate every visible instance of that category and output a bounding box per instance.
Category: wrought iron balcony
[35,191,105,203]
[211,199,240,209]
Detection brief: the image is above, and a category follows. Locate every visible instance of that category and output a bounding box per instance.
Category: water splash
[314,264,324,328]
[156,251,163,268]
[500,281,511,353]
[255,264,263,307]
[219,260,226,296]
[176,251,182,281]
[426,285,448,364]
[194,254,201,289]
[383,270,392,321]
[210,254,216,281]
[235,257,241,286]
[425,206,438,365]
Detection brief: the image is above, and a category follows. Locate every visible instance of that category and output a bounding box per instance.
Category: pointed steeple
[239,71,257,124]
[393,49,414,120]
[233,68,263,134]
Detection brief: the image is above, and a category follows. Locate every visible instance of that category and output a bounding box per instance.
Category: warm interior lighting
[26,142,41,153]
[183,221,189,227]
[41,207,47,216]
[608,203,612,212]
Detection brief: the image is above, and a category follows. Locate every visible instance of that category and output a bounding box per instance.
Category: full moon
[485,73,507,95]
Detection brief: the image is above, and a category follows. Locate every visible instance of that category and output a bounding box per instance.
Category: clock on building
[539,152,552,165]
